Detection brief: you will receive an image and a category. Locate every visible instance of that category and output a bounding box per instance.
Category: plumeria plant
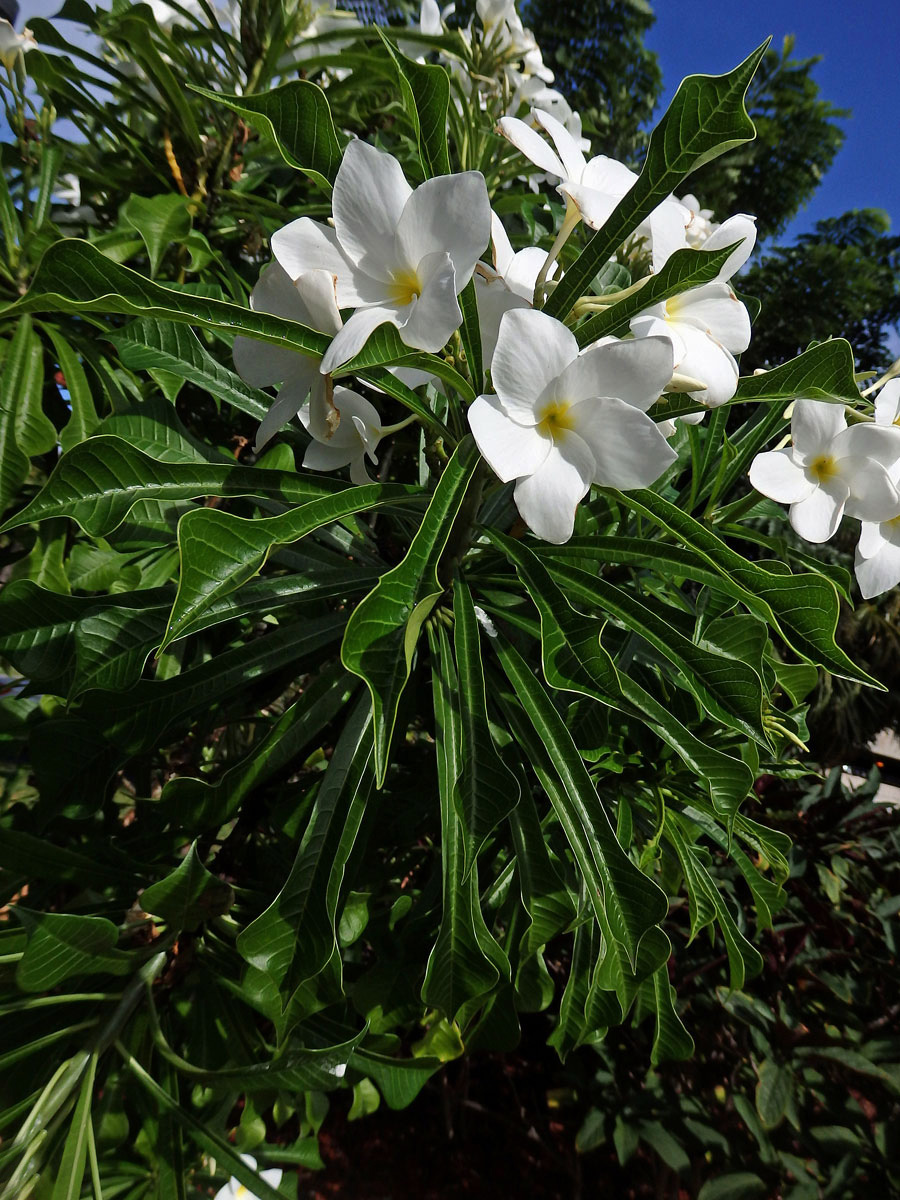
[0,0,897,1195]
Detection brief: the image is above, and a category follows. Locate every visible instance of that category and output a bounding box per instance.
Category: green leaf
[494,637,668,968]
[50,1054,97,1200]
[163,482,421,648]
[341,437,480,785]
[42,327,100,452]
[499,536,753,822]
[732,339,859,403]
[451,579,520,872]
[609,487,879,687]
[0,435,350,536]
[0,316,52,515]
[697,1173,767,1200]
[140,845,234,932]
[113,9,202,147]
[377,30,451,177]
[189,80,343,190]
[650,966,694,1065]
[545,40,769,319]
[111,319,274,425]
[509,788,576,959]
[236,698,374,1006]
[122,194,193,278]
[755,1058,793,1129]
[573,242,738,347]
[15,911,132,992]
[457,278,484,393]
[421,626,507,1021]
[351,1046,442,1111]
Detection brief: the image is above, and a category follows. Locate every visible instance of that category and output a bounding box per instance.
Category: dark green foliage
[742,208,900,372]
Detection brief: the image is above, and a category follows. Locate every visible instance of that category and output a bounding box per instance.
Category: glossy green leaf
[610,487,879,686]
[494,637,668,967]
[573,242,737,347]
[190,79,343,189]
[457,279,484,394]
[0,316,52,515]
[650,966,694,1065]
[140,844,234,932]
[341,437,480,785]
[122,194,192,278]
[42,327,101,453]
[421,626,507,1021]
[377,29,451,177]
[50,1053,97,1200]
[451,579,520,872]
[237,697,374,1002]
[15,912,132,992]
[509,788,576,959]
[163,482,421,648]
[755,1058,793,1129]
[0,435,348,536]
[545,40,769,318]
[732,338,859,403]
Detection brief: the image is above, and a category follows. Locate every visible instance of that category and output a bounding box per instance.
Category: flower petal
[332,139,412,281]
[749,449,814,504]
[841,457,900,523]
[667,283,751,354]
[834,422,900,471]
[648,199,691,271]
[395,250,461,352]
[789,476,849,543]
[497,115,566,179]
[513,435,595,544]
[875,378,900,427]
[490,210,514,276]
[320,304,405,374]
[473,271,530,368]
[468,393,552,482]
[703,213,757,281]
[579,154,637,196]
[666,323,739,408]
[491,308,578,423]
[395,172,490,284]
[572,396,677,488]
[271,218,380,307]
[855,526,900,598]
[563,336,673,412]
[791,398,847,460]
[533,108,586,181]
[503,245,547,300]
[559,180,618,231]
[254,363,320,450]
[232,336,303,388]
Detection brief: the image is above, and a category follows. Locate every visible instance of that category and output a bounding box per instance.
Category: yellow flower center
[388,269,422,306]
[537,401,576,439]
[808,454,839,482]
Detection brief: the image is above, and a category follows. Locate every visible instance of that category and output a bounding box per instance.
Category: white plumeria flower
[472,212,549,365]
[477,0,516,31]
[0,19,36,68]
[629,214,758,411]
[498,110,689,270]
[271,140,490,374]
[301,385,386,485]
[874,378,900,430]
[232,262,342,452]
[749,398,900,543]
[213,1154,282,1200]
[855,517,900,599]
[679,193,719,249]
[468,309,676,543]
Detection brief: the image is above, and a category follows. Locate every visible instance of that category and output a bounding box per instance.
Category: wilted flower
[468,309,676,543]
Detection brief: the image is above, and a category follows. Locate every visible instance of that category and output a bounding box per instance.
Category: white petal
[503,246,547,300]
[468,394,551,482]
[490,211,514,276]
[420,0,441,33]
[703,214,757,281]
[749,449,815,504]
[233,336,305,388]
[513,435,595,543]
[580,154,637,196]
[855,531,900,598]
[858,520,891,559]
[396,251,461,352]
[320,305,404,374]
[395,172,490,285]
[573,396,677,488]
[332,140,412,281]
[563,336,673,412]
[254,364,320,450]
[497,116,565,179]
[648,199,691,272]
[667,283,751,354]
[491,308,578,424]
[559,181,618,231]
[291,269,343,335]
[789,477,849,543]
[875,378,900,427]
[533,108,586,181]
[473,271,530,368]
[791,398,846,460]
[271,218,380,307]
[667,324,739,408]
[303,439,357,473]
[260,1169,284,1188]
[841,458,900,523]
[834,422,900,471]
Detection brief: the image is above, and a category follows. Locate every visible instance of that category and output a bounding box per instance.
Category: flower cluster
[750,391,900,597]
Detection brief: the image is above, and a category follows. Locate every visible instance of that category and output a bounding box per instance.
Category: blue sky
[645,0,900,246]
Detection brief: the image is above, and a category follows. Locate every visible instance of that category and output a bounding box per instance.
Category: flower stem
[533,202,581,308]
